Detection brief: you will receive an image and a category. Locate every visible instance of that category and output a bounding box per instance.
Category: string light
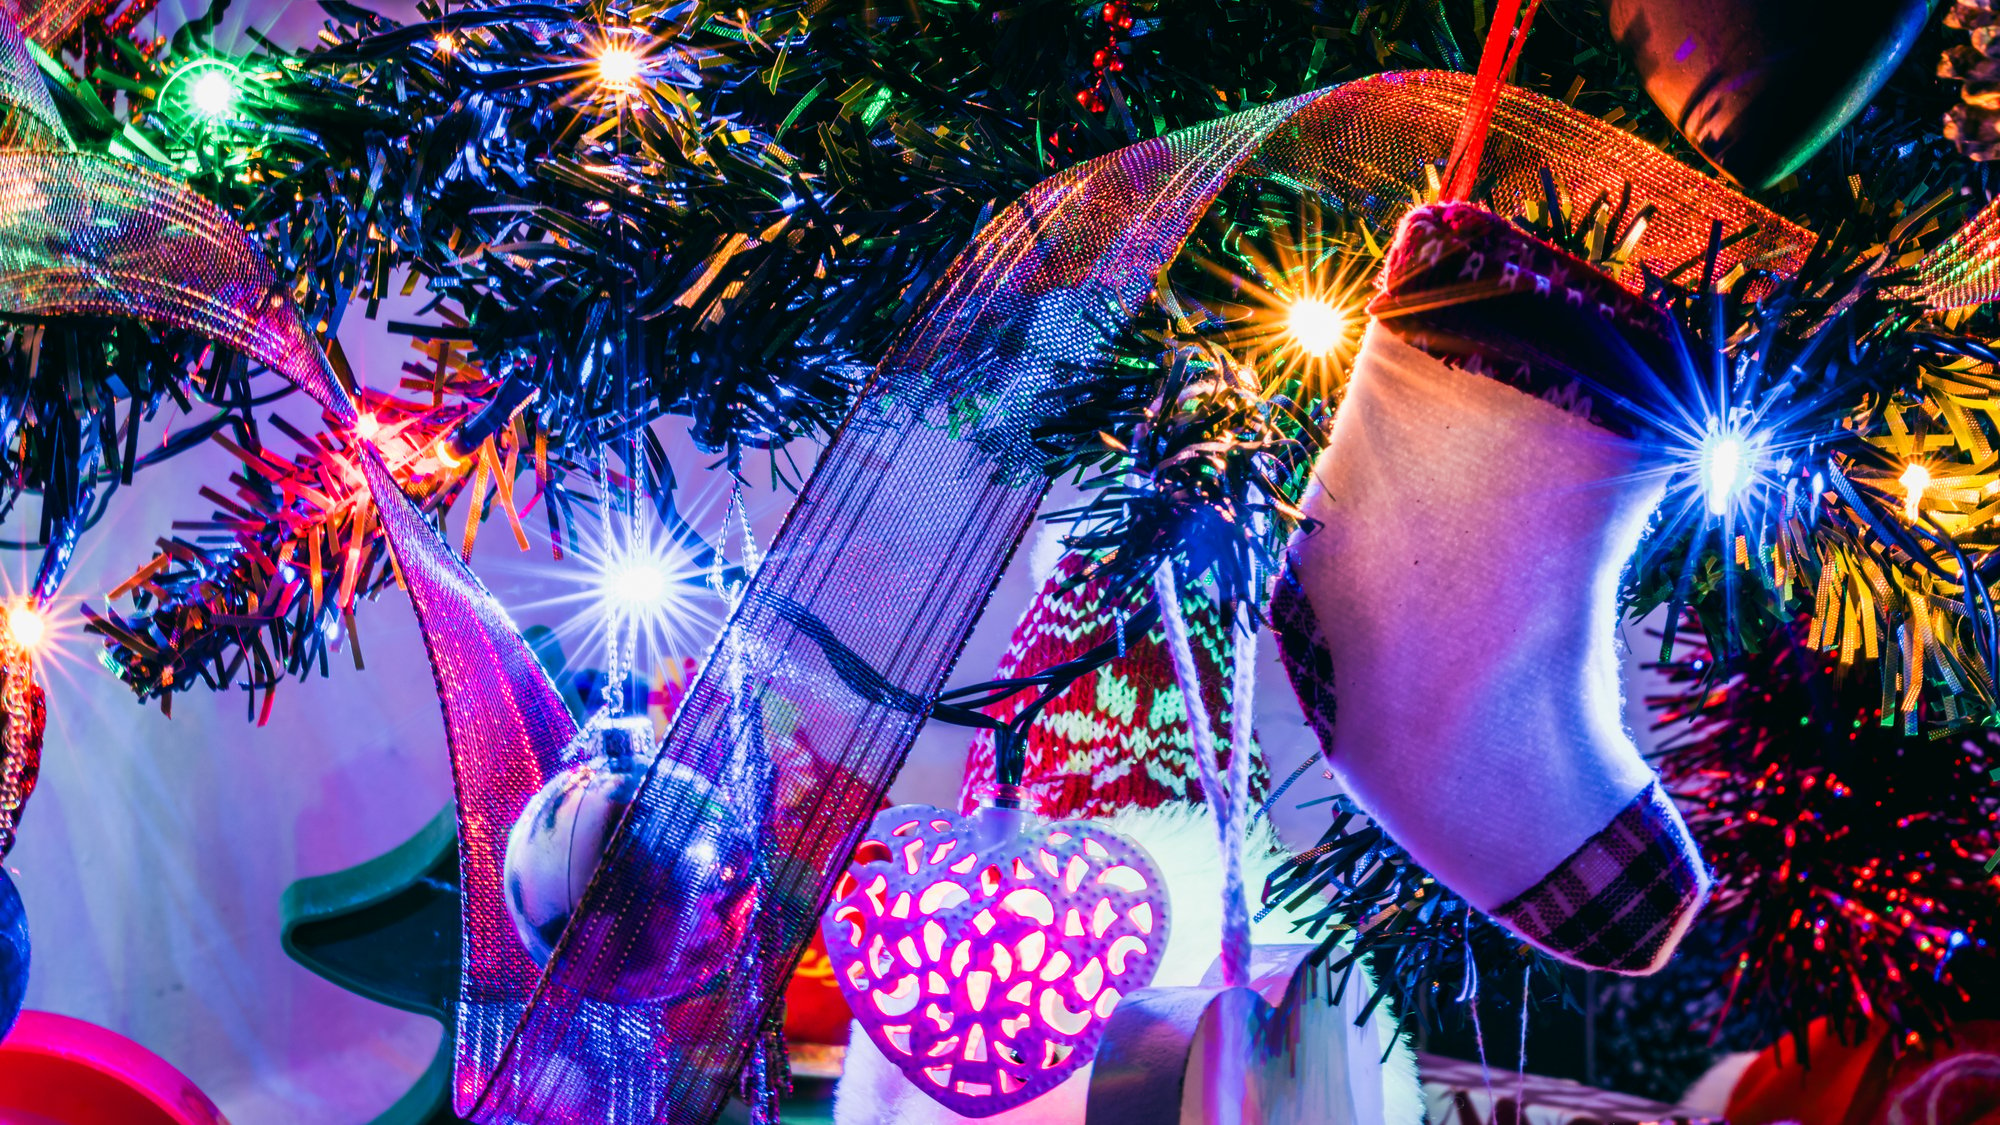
[6,603,46,653]
[600,555,675,614]
[432,439,468,470]
[1901,462,1932,522]
[168,60,243,124]
[1200,197,1374,396]
[497,525,718,696]
[595,42,647,91]
[1699,424,1759,517]
[580,532,713,696]
[1284,295,1350,358]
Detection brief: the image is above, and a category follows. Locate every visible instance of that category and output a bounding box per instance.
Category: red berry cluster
[1074,0,1132,113]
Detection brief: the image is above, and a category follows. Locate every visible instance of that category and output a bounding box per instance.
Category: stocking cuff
[1492,781,1711,975]
[1368,203,1683,439]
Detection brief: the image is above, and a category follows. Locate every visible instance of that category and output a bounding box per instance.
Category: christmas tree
[3,0,2000,1117]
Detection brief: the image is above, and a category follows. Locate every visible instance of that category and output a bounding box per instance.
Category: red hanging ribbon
[1441,0,1542,202]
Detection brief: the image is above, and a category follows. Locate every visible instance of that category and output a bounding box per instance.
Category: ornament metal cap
[596,714,654,763]
[969,783,1039,846]
[977,782,1037,812]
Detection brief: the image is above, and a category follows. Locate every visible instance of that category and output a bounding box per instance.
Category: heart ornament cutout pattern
[822,801,1171,1117]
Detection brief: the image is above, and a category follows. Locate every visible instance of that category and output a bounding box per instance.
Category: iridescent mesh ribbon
[0,18,1835,1119]
[19,0,100,49]
[1907,196,2000,310]
[484,72,1817,1123]
[0,148,584,1107]
[0,0,65,149]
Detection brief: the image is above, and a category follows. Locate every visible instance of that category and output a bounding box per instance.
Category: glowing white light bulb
[1901,462,1932,522]
[602,559,674,612]
[6,603,46,652]
[187,68,239,121]
[1700,428,1753,517]
[353,413,381,441]
[596,43,646,90]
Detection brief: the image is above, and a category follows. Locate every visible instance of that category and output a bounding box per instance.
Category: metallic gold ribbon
[0,621,39,860]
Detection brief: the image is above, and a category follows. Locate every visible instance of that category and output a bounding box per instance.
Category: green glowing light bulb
[186,67,239,120]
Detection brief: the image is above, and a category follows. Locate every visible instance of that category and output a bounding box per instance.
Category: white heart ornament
[822,802,1171,1116]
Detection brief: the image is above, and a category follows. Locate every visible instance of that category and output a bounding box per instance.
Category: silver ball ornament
[502,716,755,1004]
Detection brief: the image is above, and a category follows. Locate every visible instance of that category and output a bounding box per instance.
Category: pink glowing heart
[822,802,1170,1116]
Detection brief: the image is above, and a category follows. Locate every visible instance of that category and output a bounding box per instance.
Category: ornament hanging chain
[1463,919,1496,1110]
[723,510,783,1123]
[709,483,761,605]
[706,478,782,1120]
[1515,963,1531,1118]
[598,256,646,721]
[1151,562,1250,988]
[620,268,642,719]
[592,450,634,719]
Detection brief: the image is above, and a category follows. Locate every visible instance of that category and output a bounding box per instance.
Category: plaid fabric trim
[1270,568,1337,751]
[1495,782,1710,975]
[1368,203,1682,440]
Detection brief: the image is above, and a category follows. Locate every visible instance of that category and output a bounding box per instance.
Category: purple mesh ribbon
[0,22,1822,1118]
[0,0,66,148]
[0,26,582,1115]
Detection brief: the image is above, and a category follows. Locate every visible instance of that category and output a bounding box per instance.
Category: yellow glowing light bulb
[1900,462,1932,521]
[433,439,468,470]
[1285,296,1348,358]
[596,43,645,90]
[7,602,46,652]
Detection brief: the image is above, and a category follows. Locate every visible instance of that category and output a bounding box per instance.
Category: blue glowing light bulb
[1701,427,1753,517]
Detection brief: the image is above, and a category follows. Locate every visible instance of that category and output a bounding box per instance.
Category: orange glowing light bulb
[1284,295,1348,358]
[6,602,47,652]
[1900,462,1932,522]
[596,42,645,90]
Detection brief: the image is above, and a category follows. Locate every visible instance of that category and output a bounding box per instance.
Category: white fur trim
[1288,326,1662,910]
[1677,1051,1758,1115]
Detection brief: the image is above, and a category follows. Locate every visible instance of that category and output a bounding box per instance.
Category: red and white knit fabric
[958,553,1266,821]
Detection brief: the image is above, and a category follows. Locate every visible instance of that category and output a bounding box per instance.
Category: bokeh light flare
[1284,295,1350,358]
[5,603,46,653]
